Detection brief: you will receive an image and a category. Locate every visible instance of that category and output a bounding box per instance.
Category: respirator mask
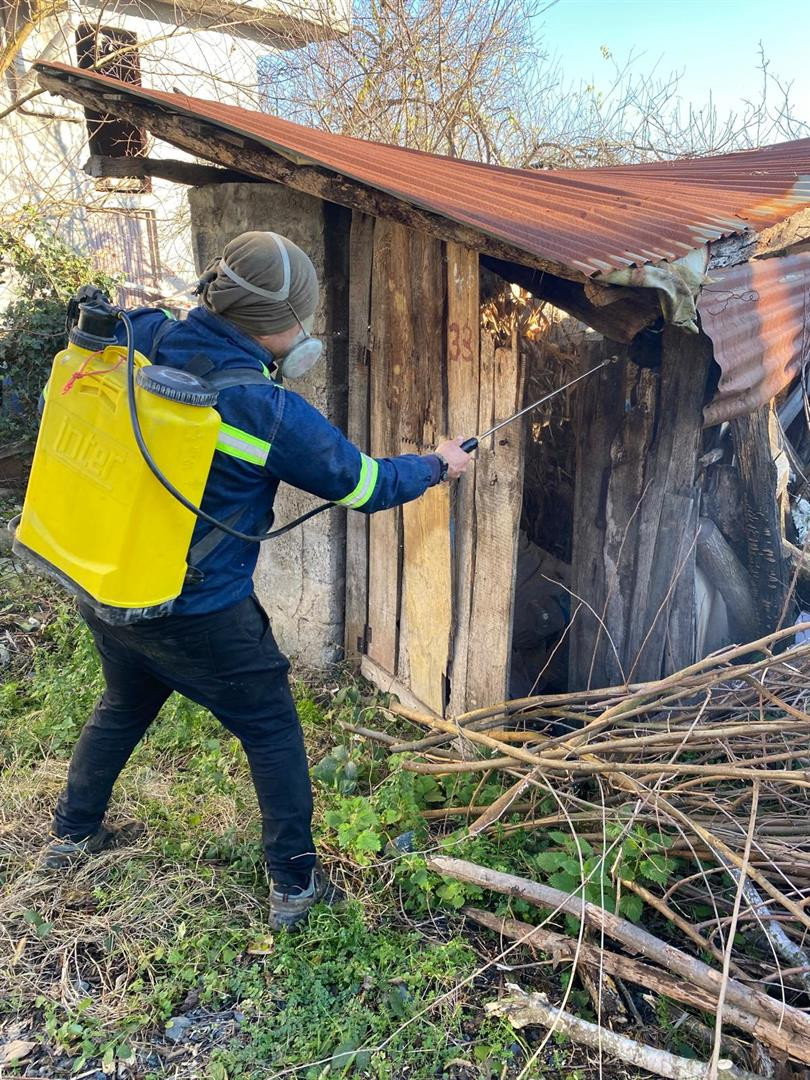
[215,231,323,380]
[277,312,322,379]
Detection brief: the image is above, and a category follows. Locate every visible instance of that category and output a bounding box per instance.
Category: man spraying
[41,230,471,929]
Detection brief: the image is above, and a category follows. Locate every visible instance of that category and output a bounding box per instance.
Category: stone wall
[188,183,350,668]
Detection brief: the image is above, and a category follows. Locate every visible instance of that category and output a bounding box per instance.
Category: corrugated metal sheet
[37,61,810,280]
[700,253,810,425]
[36,62,810,423]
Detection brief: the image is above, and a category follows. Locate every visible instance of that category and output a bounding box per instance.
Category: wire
[120,310,335,544]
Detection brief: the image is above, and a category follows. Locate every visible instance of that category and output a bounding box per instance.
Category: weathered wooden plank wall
[401,488,453,713]
[626,329,709,680]
[365,219,452,709]
[569,338,649,689]
[569,328,710,689]
[354,218,524,713]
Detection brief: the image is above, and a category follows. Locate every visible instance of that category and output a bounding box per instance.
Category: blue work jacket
[120,306,440,615]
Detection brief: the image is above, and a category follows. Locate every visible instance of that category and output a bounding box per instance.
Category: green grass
[0,557,667,1078]
[0,573,554,1080]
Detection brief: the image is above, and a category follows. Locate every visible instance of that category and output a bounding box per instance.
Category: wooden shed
[35,61,810,715]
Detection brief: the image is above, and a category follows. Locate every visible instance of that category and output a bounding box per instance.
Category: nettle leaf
[623,835,643,857]
[585,884,615,912]
[379,804,404,825]
[548,830,572,846]
[409,865,431,889]
[316,757,339,784]
[620,893,644,922]
[534,850,565,872]
[353,829,383,856]
[571,836,594,857]
[547,871,580,894]
[640,856,673,885]
[437,881,467,909]
[649,831,676,850]
[329,1036,360,1073]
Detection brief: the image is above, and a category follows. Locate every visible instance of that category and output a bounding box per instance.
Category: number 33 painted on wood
[448,321,474,364]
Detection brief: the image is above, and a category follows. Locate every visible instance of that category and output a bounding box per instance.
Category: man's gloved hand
[434,436,473,481]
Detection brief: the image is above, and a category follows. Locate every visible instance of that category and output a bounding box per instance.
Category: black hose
[120,310,335,543]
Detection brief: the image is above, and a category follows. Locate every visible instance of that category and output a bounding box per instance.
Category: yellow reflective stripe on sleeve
[216,423,271,466]
[337,453,379,508]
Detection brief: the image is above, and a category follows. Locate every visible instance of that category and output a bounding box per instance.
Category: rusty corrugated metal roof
[700,254,810,425]
[36,62,810,424]
[36,61,810,281]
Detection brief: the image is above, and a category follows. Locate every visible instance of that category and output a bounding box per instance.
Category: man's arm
[266,388,470,511]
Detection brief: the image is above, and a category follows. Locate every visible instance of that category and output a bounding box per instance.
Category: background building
[1,0,350,302]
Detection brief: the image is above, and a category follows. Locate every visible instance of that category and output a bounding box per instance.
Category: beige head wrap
[198,231,319,337]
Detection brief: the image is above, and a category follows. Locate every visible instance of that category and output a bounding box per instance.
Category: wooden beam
[696,517,759,642]
[481,255,659,344]
[463,332,525,708]
[360,655,438,717]
[568,339,655,690]
[731,404,790,633]
[401,486,452,714]
[109,0,347,47]
[623,327,709,681]
[37,68,589,286]
[709,208,810,270]
[366,220,406,675]
[446,243,481,715]
[344,212,375,659]
[83,153,261,186]
[396,229,450,713]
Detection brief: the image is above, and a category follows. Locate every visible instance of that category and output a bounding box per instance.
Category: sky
[538,0,810,124]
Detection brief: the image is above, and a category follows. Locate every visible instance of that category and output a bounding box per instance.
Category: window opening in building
[75,24,149,191]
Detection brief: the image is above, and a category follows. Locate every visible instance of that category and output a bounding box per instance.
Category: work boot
[39,821,144,870]
[268,859,344,931]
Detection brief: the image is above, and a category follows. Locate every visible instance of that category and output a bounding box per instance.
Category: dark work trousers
[53,594,315,888]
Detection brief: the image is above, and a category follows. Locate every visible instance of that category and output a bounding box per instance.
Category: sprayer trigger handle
[460,437,479,454]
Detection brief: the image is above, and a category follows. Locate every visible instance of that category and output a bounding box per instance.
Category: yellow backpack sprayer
[14,299,221,615]
[12,294,333,622]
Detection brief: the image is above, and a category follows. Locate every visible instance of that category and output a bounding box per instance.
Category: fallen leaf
[246,935,275,956]
[11,936,27,966]
[0,1039,36,1065]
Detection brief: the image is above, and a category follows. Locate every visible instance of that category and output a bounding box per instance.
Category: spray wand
[457,355,617,455]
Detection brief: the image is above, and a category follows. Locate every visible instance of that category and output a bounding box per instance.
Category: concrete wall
[189,183,350,668]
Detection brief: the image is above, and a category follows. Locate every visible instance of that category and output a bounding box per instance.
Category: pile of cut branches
[350,625,810,1078]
